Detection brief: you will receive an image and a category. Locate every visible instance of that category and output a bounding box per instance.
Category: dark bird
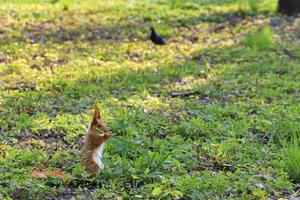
[150,27,166,45]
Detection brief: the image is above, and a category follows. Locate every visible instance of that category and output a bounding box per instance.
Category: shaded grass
[282,134,300,183]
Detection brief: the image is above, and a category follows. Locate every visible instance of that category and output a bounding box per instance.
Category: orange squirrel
[81,106,112,175]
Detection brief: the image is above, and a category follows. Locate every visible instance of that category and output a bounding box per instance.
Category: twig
[170,90,200,98]
[5,85,37,91]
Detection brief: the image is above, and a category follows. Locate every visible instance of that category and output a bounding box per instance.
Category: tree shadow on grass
[0,4,268,47]
[1,42,285,123]
[0,2,293,199]
[2,24,300,199]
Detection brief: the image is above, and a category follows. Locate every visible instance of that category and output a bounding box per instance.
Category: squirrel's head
[91,106,112,138]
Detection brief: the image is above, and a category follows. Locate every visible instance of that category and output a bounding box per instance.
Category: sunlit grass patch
[244,26,274,50]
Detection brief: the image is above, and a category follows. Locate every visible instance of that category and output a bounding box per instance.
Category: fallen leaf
[44,169,65,180]
[32,170,47,179]
[31,169,66,180]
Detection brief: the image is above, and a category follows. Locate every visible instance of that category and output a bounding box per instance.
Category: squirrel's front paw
[105,131,112,137]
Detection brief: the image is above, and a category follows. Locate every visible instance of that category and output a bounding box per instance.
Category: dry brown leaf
[44,169,65,180]
[31,169,66,180]
[32,170,47,179]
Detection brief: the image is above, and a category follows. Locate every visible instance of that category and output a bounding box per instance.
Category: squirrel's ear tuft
[92,105,102,126]
[93,105,101,120]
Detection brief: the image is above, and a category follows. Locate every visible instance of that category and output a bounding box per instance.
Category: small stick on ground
[170,90,200,98]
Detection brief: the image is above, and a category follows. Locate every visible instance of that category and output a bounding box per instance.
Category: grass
[244,26,275,50]
[0,0,299,199]
[283,134,300,182]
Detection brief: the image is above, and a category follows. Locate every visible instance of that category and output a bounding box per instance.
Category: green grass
[0,0,299,199]
[244,27,275,50]
[283,134,300,182]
